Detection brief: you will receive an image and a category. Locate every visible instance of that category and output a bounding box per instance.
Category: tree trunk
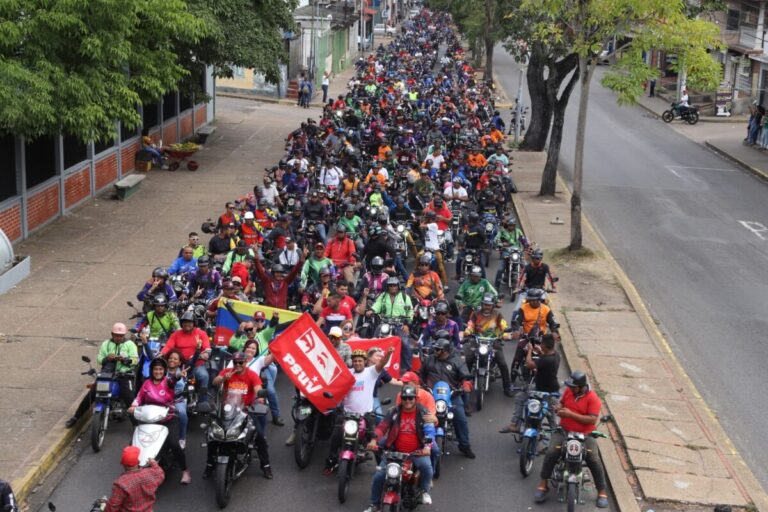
[570,55,595,251]
[484,36,495,78]
[483,0,495,79]
[521,49,552,151]
[540,65,579,196]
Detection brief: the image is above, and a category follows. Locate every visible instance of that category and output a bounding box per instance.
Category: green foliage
[0,0,203,142]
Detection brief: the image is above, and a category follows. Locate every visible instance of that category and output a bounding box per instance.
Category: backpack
[301,83,310,94]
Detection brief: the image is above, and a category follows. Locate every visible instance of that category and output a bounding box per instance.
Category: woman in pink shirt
[129,358,191,484]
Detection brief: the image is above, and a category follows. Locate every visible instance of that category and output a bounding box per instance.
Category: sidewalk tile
[589,355,672,380]
[635,470,747,506]
[626,438,730,479]
[618,417,714,448]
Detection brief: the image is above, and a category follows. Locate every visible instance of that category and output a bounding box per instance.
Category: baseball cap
[314,242,325,249]
[329,326,343,338]
[121,446,140,467]
[231,276,242,284]
[243,211,255,220]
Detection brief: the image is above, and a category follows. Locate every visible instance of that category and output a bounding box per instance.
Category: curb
[704,140,768,182]
[510,187,641,512]
[512,169,768,511]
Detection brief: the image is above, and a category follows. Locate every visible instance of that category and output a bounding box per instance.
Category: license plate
[217,456,229,464]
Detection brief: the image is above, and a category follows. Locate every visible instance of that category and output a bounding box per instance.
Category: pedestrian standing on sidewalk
[748,104,764,145]
[297,72,306,107]
[648,78,656,97]
[760,112,768,149]
[104,447,164,512]
[746,102,757,143]
[322,71,330,103]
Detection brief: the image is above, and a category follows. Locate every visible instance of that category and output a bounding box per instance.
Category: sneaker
[180,470,192,485]
[596,494,609,508]
[421,492,432,505]
[272,416,285,426]
[179,439,186,450]
[533,487,549,503]
[262,465,273,480]
[363,506,380,512]
[459,445,476,459]
[202,465,214,479]
[285,431,296,446]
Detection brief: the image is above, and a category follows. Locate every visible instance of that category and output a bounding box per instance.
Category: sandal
[533,486,549,503]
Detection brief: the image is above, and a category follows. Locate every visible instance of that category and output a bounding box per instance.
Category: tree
[522,0,722,250]
[0,0,204,142]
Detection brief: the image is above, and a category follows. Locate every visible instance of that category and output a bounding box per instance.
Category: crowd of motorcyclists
[56,8,611,512]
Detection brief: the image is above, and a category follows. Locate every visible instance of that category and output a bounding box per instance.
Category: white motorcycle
[132,405,171,467]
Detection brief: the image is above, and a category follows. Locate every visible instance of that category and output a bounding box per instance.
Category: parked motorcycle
[204,390,268,508]
[80,355,135,452]
[292,391,336,469]
[515,390,559,476]
[661,102,699,125]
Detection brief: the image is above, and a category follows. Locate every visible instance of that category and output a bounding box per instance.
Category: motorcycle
[448,201,463,241]
[515,390,559,477]
[337,411,373,503]
[131,405,174,469]
[661,102,699,125]
[79,355,134,452]
[393,221,411,259]
[466,335,502,411]
[379,450,426,511]
[292,391,336,469]
[481,211,498,254]
[409,299,433,340]
[203,390,269,508]
[549,416,613,512]
[498,244,522,297]
[459,248,480,282]
[431,380,457,479]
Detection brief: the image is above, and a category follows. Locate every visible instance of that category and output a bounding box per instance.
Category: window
[0,134,17,201]
[24,135,56,189]
[727,9,740,30]
[163,91,177,121]
[142,102,160,129]
[94,134,116,156]
[62,134,88,170]
[741,4,759,28]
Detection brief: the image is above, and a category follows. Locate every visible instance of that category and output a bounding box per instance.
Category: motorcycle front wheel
[566,482,578,512]
[661,110,674,123]
[90,410,107,452]
[337,459,353,503]
[215,461,233,508]
[475,387,485,411]
[519,437,535,477]
[294,418,316,469]
[686,111,700,125]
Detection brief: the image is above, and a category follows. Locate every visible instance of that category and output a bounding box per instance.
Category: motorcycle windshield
[220,392,247,431]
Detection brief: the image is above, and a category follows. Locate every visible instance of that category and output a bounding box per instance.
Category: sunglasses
[401,396,416,401]
[244,328,254,332]
[435,311,447,315]
[234,361,246,366]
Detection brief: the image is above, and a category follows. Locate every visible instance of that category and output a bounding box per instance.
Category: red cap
[253,311,266,320]
[401,371,420,385]
[121,445,140,467]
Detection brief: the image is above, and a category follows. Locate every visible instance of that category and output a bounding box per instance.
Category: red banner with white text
[346,336,403,378]
[270,313,354,412]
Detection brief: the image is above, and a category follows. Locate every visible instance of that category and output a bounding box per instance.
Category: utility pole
[309,0,318,81]
[514,54,528,144]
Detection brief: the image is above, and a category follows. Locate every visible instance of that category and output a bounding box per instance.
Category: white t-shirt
[262,184,279,205]
[425,154,444,170]
[279,247,302,266]
[227,355,267,374]
[423,222,440,251]
[343,365,381,414]
[443,185,468,201]
[320,166,342,187]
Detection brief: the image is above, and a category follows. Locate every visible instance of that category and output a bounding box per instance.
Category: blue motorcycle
[431,380,457,479]
[80,355,135,452]
[515,390,559,476]
[481,211,498,255]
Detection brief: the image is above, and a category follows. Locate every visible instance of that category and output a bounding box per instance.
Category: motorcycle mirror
[600,415,613,423]
[81,355,91,363]
[323,391,334,399]
[380,398,393,406]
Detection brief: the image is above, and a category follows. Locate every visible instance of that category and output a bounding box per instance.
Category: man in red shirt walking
[161,311,211,403]
[534,371,608,508]
[105,446,164,512]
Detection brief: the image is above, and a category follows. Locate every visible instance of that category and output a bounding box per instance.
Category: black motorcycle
[497,244,523,298]
[466,335,503,411]
[204,390,269,508]
[661,102,699,125]
[292,391,336,469]
[459,248,481,282]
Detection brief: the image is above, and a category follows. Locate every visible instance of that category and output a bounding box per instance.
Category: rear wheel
[566,482,578,512]
[661,110,674,123]
[686,111,699,125]
[294,418,315,469]
[337,459,352,503]
[519,437,535,477]
[215,461,232,508]
[90,410,107,452]
[382,503,400,512]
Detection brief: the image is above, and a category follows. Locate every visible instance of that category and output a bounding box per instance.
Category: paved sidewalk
[0,98,310,501]
[510,152,768,511]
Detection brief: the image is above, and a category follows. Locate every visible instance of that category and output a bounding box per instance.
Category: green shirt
[372,292,413,321]
[496,227,524,247]
[222,248,255,274]
[456,279,497,308]
[145,311,180,338]
[338,215,363,237]
[97,339,139,373]
[229,326,275,355]
[301,256,334,288]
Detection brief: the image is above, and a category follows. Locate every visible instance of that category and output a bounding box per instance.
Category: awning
[749,53,768,64]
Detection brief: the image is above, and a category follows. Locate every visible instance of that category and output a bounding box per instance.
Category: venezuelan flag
[213,299,302,346]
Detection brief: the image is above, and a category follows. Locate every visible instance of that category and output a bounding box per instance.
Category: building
[0,72,215,244]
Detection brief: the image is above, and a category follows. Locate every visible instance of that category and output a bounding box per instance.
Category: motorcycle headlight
[435,400,447,413]
[96,381,111,393]
[465,255,473,262]
[386,463,402,480]
[344,419,359,436]
[209,422,225,439]
[485,222,494,231]
[511,253,520,261]
[478,345,489,356]
[566,440,583,457]
[380,324,391,335]
[447,411,454,420]
[397,224,405,233]
[526,399,542,414]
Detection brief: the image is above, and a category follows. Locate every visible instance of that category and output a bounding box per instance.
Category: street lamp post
[514,55,528,144]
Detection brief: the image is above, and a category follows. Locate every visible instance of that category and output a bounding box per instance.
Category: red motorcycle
[380,450,425,511]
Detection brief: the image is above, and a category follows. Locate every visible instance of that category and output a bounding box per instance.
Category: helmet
[564,371,588,388]
[527,288,544,301]
[469,265,482,277]
[198,255,210,266]
[371,256,384,274]
[232,352,247,363]
[434,301,449,315]
[335,224,347,233]
[418,254,431,265]
[351,349,368,360]
[468,212,479,224]
[111,322,128,335]
[434,338,452,352]
[152,267,169,279]
[481,294,495,306]
[504,216,517,226]
[386,277,400,288]
[271,264,286,274]
[532,249,544,260]
[180,310,195,323]
[377,214,389,224]
[243,211,255,220]
[150,358,168,371]
[401,385,418,400]
[401,371,420,384]
[152,294,168,307]
[329,326,343,338]
[319,266,332,277]
[435,329,451,341]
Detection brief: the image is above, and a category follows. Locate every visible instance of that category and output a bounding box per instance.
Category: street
[495,47,768,490]
[32,96,613,511]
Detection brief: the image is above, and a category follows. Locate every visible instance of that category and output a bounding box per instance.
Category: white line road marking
[666,167,682,178]
[738,220,768,240]
[670,166,736,172]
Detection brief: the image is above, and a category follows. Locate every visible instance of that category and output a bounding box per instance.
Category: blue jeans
[394,255,408,281]
[263,363,280,419]
[398,330,413,372]
[176,400,188,440]
[316,223,328,245]
[193,365,209,402]
[430,439,441,471]
[370,455,433,505]
[450,395,470,448]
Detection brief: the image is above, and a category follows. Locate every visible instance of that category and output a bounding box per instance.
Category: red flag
[346,336,402,378]
[270,313,354,411]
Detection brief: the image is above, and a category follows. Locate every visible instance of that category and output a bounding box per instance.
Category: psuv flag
[270,313,354,411]
[213,299,302,346]
[346,336,402,378]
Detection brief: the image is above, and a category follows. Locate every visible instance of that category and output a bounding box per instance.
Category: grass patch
[548,246,597,264]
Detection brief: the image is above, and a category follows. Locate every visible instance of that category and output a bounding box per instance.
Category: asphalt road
[495,47,768,489]
[36,258,612,512]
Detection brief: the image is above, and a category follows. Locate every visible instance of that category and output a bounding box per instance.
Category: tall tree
[523,0,722,250]
[0,0,203,142]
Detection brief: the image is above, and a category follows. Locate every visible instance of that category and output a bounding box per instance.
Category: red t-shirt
[218,368,263,406]
[321,295,357,311]
[394,408,420,453]
[161,328,210,366]
[320,303,353,324]
[559,388,601,434]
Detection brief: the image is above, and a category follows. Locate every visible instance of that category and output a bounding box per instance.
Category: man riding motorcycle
[419,302,461,349]
[463,294,513,396]
[137,294,180,341]
[160,311,211,404]
[370,277,414,372]
[406,253,445,301]
[456,212,487,279]
[517,248,558,293]
[455,265,497,321]
[356,256,389,302]
[137,267,177,306]
[183,255,222,302]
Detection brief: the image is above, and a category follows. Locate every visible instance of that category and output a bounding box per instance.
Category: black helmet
[272,264,286,274]
[152,294,168,307]
[150,357,168,371]
[435,329,451,341]
[481,294,495,306]
[468,212,479,224]
[377,214,388,224]
[386,276,400,288]
[434,338,452,352]
[401,384,418,400]
[152,267,169,279]
[527,288,544,301]
[198,255,210,266]
[180,310,195,323]
[469,265,482,277]
[371,256,384,274]
[434,301,449,315]
[564,371,588,388]
[532,249,544,260]
[418,254,431,265]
